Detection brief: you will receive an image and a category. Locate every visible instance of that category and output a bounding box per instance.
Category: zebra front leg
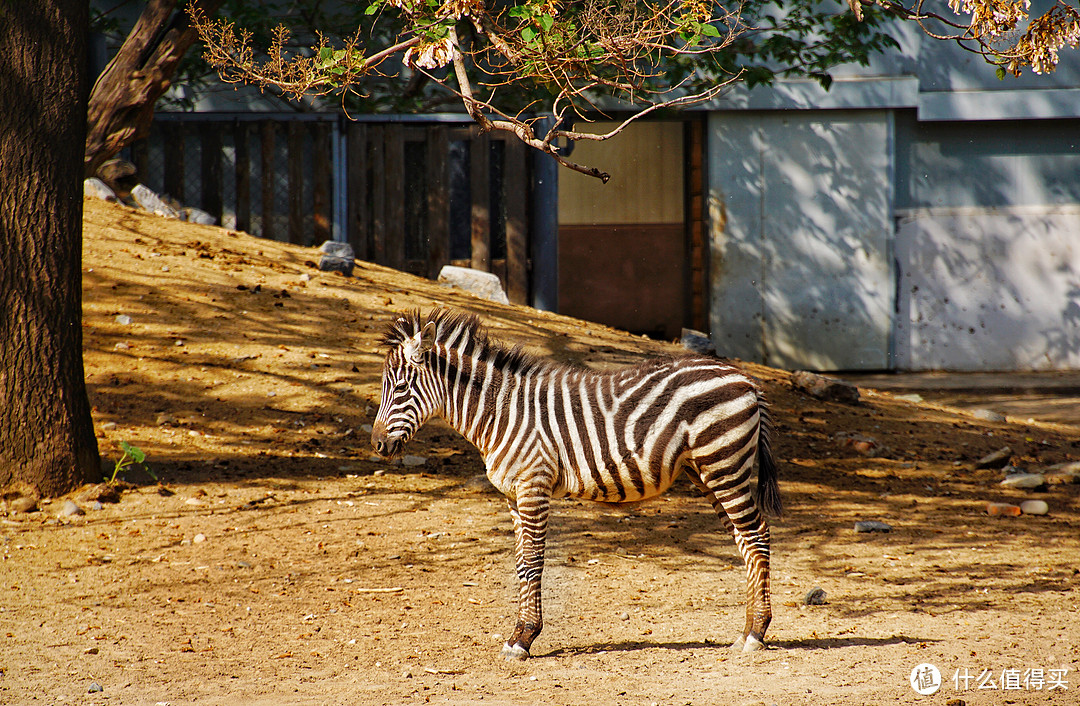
[501,493,550,660]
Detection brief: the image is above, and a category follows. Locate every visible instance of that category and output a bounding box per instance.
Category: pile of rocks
[977,446,1079,517]
[84,159,215,225]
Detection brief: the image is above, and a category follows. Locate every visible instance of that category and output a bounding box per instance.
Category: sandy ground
[1,197,1078,705]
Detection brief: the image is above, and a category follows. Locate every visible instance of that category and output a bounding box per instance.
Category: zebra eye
[393,379,409,393]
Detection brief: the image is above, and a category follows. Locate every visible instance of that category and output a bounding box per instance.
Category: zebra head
[371,316,439,458]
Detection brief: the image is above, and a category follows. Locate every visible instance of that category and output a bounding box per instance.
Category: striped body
[372,308,781,659]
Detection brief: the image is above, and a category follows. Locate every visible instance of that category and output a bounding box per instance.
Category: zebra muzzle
[370,423,404,458]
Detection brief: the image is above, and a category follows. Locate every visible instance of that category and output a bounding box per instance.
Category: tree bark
[0,1,101,496]
[84,0,224,179]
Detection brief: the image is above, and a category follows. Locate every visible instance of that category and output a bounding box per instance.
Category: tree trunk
[0,1,101,496]
[84,0,224,179]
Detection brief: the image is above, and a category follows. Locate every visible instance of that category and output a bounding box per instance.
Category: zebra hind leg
[501,494,550,660]
[690,471,772,652]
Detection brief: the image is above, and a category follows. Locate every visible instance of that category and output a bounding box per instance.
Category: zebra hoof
[730,636,745,652]
[501,643,530,661]
[742,634,766,652]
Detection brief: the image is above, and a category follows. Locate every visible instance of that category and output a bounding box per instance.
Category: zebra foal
[371,307,781,659]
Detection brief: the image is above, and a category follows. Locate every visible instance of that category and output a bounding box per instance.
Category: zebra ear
[403,323,435,366]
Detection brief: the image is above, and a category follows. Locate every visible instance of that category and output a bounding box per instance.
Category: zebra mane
[381,307,547,374]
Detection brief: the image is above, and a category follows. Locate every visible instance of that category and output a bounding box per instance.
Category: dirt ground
[2,198,1079,705]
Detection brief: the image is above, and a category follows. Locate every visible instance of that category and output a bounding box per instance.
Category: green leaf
[121,441,146,464]
[996,66,1007,80]
[539,14,554,32]
[364,3,380,14]
[522,26,536,43]
[699,22,720,38]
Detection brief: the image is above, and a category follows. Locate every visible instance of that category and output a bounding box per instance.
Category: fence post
[531,122,558,312]
[426,126,450,279]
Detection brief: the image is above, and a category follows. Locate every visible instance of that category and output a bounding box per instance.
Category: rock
[854,520,892,533]
[986,502,1021,517]
[319,254,354,276]
[83,177,117,202]
[156,413,177,426]
[193,533,207,543]
[680,329,715,356]
[10,495,39,513]
[619,611,630,621]
[437,265,510,305]
[97,158,138,196]
[835,432,881,457]
[1000,473,1045,490]
[115,314,133,325]
[1020,500,1049,515]
[89,501,104,511]
[1044,461,1080,485]
[804,587,827,605]
[88,682,103,693]
[892,393,924,404]
[81,483,123,504]
[974,446,1012,469]
[130,184,180,219]
[319,240,355,260]
[60,500,84,517]
[790,371,860,404]
[100,421,117,431]
[971,408,1007,423]
[401,455,427,467]
[181,207,216,225]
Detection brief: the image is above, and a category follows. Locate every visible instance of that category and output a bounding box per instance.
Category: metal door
[707,111,894,370]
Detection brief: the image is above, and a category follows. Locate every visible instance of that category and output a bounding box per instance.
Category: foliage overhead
[191,0,1079,178]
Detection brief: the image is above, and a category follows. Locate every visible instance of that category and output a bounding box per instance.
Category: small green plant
[108,441,157,483]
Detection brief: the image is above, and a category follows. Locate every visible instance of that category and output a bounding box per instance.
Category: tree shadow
[541,633,933,658]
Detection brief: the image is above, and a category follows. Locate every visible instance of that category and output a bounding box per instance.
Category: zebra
[371,307,781,660]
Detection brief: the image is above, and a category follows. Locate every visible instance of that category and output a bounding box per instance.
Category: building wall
[892,115,1080,370]
[706,108,1080,371]
[557,122,687,339]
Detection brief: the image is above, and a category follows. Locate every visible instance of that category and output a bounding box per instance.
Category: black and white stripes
[372,307,781,659]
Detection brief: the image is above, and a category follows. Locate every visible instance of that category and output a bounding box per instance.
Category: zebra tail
[755,406,783,518]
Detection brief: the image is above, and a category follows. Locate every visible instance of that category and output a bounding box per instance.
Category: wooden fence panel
[369,126,387,265]
[426,126,450,280]
[200,122,223,223]
[384,124,406,270]
[313,122,332,243]
[347,122,369,260]
[163,122,184,203]
[260,121,276,240]
[470,132,491,271]
[504,138,529,304]
[234,121,251,233]
[287,122,304,245]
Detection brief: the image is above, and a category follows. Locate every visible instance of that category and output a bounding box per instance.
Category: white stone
[83,177,117,201]
[1020,500,1049,515]
[437,265,510,304]
[1000,473,1045,489]
[130,184,180,219]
